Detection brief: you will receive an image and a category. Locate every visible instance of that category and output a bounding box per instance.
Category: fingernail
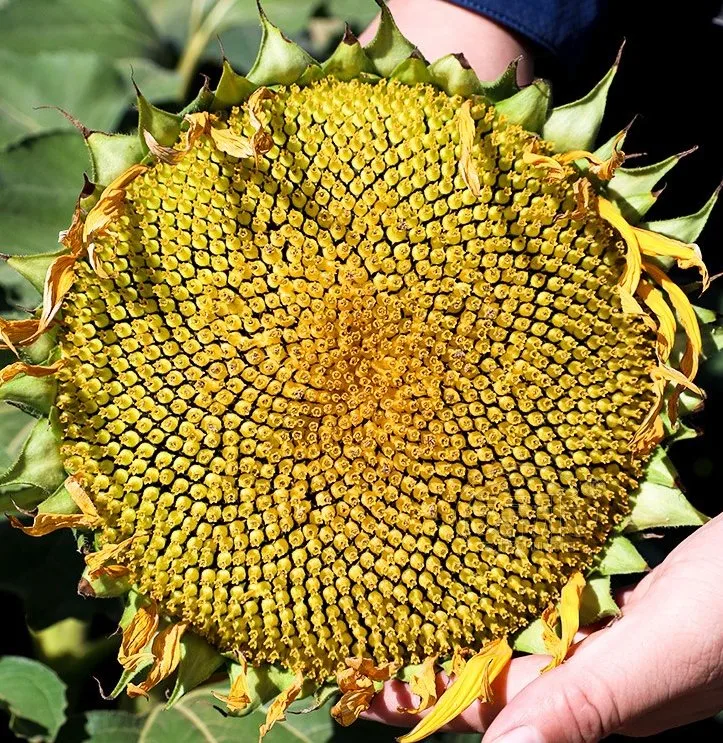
[489,726,544,743]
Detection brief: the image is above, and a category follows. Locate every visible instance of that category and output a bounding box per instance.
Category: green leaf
[644,446,678,488]
[389,53,433,86]
[0,51,128,150]
[542,52,620,152]
[0,261,41,314]
[428,54,484,98]
[0,411,65,512]
[596,535,648,575]
[86,133,144,187]
[82,710,143,743]
[166,632,223,708]
[0,374,56,418]
[212,60,257,111]
[579,575,619,625]
[627,480,709,532]
[0,0,161,60]
[247,3,319,86]
[642,184,721,243]
[321,27,376,82]
[495,80,551,134]
[364,0,418,77]
[6,251,64,294]
[478,58,521,103]
[137,91,182,150]
[140,687,334,743]
[0,657,67,742]
[512,618,546,654]
[607,149,693,224]
[0,403,34,472]
[0,133,87,256]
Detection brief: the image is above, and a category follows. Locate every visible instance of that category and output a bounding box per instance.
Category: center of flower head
[56,77,658,680]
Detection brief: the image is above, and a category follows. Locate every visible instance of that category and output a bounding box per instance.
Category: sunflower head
[1,2,718,740]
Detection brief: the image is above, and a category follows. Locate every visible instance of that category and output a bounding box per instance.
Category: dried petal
[258,670,304,741]
[212,656,251,713]
[399,655,438,714]
[127,621,187,698]
[118,603,159,674]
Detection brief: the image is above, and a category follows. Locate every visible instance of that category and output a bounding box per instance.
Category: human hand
[365,513,723,742]
[359,0,533,85]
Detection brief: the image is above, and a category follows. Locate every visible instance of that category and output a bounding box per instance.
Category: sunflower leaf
[0,375,56,419]
[0,656,67,743]
[81,710,144,743]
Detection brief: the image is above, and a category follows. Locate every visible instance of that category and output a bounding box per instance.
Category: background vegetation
[0,1,721,741]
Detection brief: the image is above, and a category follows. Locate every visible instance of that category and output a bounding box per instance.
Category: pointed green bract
[6,252,63,294]
[495,79,550,133]
[607,150,692,223]
[37,481,75,515]
[364,0,418,77]
[247,3,318,86]
[478,58,521,102]
[296,64,325,86]
[644,447,678,488]
[627,480,708,532]
[86,132,144,187]
[596,535,648,575]
[323,27,377,82]
[137,89,182,150]
[428,54,484,98]
[166,632,223,708]
[642,184,721,243]
[180,77,214,116]
[579,575,619,625]
[512,617,546,654]
[17,329,58,366]
[212,60,257,111]
[389,53,433,86]
[0,410,65,510]
[0,374,55,418]
[543,54,619,152]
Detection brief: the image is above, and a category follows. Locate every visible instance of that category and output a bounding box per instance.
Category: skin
[360,3,723,740]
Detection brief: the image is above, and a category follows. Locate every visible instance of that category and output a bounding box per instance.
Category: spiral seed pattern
[57,78,657,680]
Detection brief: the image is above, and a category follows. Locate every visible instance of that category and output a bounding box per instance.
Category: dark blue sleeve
[444,0,605,56]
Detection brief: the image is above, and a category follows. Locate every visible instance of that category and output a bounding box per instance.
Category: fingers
[364,654,551,732]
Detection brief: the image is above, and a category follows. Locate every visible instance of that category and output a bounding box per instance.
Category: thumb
[482,610,674,743]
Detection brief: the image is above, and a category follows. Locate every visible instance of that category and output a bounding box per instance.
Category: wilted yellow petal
[331,687,375,727]
[522,151,566,181]
[635,227,709,290]
[398,638,512,743]
[450,646,468,678]
[541,571,585,672]
[399,656,438,714]
[345,658,398,682]
[85,535,139,578]
[258,670,304,741]
[118,603,159,674]
[560,131,625,180]
[0,318,42,354]
[127,621,187,698]
[630,376,666,454]
[213,656,251,713]
[0,360,63,386]
[598,197,642,301]
[209,127,255,160]
[143,129,184,165]
[457,100,480,198]
[636,279,677,362]
[571,178,596,220]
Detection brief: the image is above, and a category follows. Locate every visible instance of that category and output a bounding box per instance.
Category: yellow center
[57,78,657,680]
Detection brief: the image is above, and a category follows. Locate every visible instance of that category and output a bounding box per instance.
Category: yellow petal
[635,227,709,290]
[598,197,642,301]
[457,100,481,197]
[258,670,304,741]
[571,178,596,220]
[0,360,63,386]
[212,656,251,713]
[399,656,438,714]
[127,621,187,698]
[636,279,677,362]
[450,646,468,678]
[209,127,255,160]
[522,151,566,181]
[630,376,666,454]
[541,571,585,673]
[398,638,512,743]
[118,603,159,674]
[560,130,625,180]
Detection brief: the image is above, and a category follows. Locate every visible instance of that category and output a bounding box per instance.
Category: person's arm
[358,0,533,84]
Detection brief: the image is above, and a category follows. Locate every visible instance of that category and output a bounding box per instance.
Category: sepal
[595,535,648,575]
[626,480,708,531]
[322,26,376,81]
[136,87,183,151]
[247,2,318,86]
[212,60,257,111]
[478,58,521,102]
[495,80,550,133]
[428,53,484,97]
[180,76,214,115]
[579,575,619,625]
[642,183,721,243]
[542,49,620,152]
[389,52,433,85]
[86,132,144,187]
[6,252,64,295]
[166,631,223,708]
[607,148,695,223]
[512,617,546,654]
[0,374,55,417]
[364,0,418,76]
